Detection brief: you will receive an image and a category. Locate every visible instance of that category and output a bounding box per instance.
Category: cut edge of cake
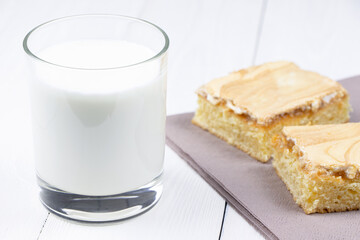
[192,94,350,162]
[272,123,360,214]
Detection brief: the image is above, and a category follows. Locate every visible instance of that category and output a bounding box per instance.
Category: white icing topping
[323,92,337,104]
[199,87,343,126]
[206,94,221,105]
[311,99,321,109]
[225,101,248,115]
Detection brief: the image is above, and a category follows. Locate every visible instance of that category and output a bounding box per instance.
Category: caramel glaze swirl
[200,61,347,125]
[283,123,360,179]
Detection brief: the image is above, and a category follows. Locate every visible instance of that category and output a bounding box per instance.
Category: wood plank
[255,0,360,79]
[139,0,263,114]
[0,1,53,239]
[221,206,262,240]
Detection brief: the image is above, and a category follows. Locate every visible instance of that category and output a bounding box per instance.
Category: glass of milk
[23,15,169,222]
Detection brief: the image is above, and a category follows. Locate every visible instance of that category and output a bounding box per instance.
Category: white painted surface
[255,0,360,80]
[0,0,359,239]
[221,206,263,240]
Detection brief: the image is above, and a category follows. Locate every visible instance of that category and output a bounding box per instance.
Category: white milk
[30,40,166,196]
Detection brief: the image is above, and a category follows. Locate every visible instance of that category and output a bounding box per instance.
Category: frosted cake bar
[273,123,360,214]
[192,61,350,162]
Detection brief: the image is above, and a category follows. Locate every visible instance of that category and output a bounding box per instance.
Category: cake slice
[192,61,350,162]
[272,123,360,214]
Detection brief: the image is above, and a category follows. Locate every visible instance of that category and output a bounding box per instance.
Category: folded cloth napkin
[166,76,360,240]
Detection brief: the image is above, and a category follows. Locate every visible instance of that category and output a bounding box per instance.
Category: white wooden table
[1,0,359,239]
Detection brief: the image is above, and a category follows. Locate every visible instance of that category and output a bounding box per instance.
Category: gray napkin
[166,76,360,240]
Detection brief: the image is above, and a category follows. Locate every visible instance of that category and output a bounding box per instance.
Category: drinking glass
[23,14,169,222]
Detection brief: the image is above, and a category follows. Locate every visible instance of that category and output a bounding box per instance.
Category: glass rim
[23,14,170,71]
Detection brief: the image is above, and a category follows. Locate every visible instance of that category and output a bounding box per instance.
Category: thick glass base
[37,175,163,222]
